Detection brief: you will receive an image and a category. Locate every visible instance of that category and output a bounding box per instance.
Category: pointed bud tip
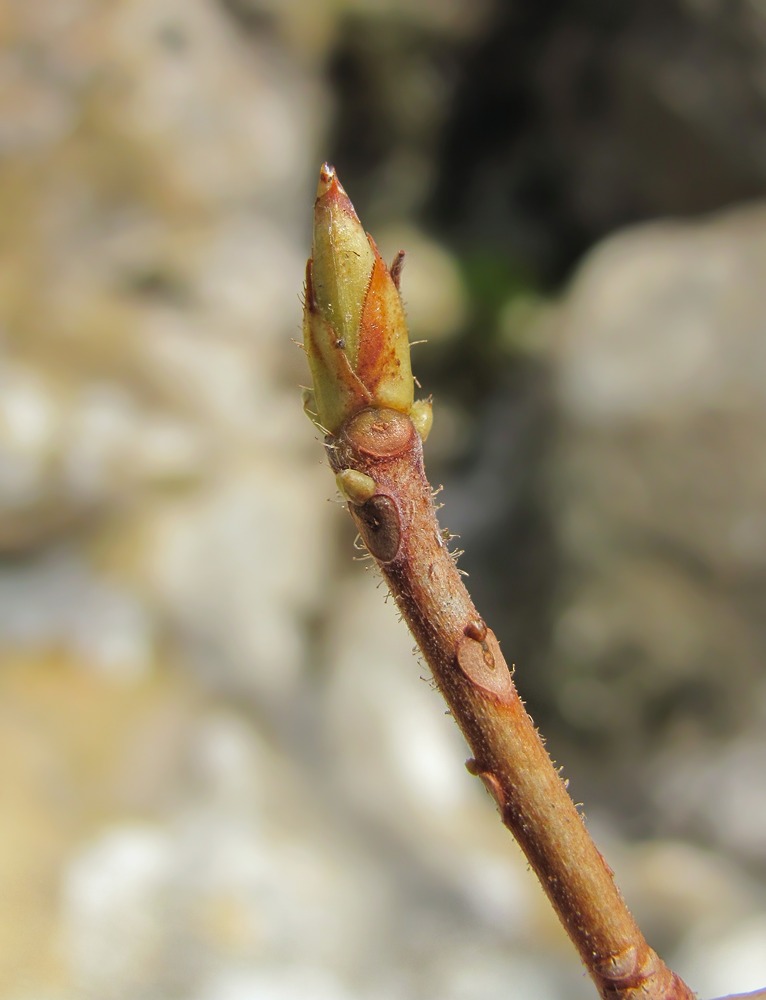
[315,162,355,212]
[317,162,336,198]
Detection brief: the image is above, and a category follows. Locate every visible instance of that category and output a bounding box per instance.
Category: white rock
[0,363,58,509]
[193,965,355,1000]
[674,913,766,999]
[0,547,154,677]
[63,825,174,992]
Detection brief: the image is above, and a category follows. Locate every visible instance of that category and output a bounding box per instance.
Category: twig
[302,164,696,1000]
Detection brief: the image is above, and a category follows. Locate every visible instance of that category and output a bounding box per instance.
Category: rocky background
[2,1,766,998]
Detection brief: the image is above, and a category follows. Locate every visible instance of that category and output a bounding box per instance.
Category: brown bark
[328,406,694,1000]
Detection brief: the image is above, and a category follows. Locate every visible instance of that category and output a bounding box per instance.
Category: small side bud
[336,468,377,505]
[410,399,433,442]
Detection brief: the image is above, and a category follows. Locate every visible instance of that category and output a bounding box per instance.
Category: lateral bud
[336,469,377,505]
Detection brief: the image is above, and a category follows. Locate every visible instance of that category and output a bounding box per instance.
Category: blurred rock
[0,358,204,550]
[0,0,334,694]
[0,0,342,995]
[64,825,175,996]
[141,458,331,709]
[554,205,766,423]
[548,201,766,836]
[191,966,355,1000]
[0,653,201,998]
[0,547,154,679]
[674,912,766,1000]
[618,838,761,953]
[649,734,766,865]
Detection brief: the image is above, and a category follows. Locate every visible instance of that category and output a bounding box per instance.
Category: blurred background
[2,1,766,998]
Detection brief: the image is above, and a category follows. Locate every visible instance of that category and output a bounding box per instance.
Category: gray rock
[549,202,766,834]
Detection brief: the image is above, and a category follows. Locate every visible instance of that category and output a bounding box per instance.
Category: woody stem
[329,405,694,1000]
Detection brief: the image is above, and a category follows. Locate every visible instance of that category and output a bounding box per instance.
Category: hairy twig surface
[325,407,691,1000]
[299,163,739,1000]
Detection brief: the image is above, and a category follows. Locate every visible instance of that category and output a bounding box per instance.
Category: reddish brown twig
[300,163,762,999]
[324,407,692,1000]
